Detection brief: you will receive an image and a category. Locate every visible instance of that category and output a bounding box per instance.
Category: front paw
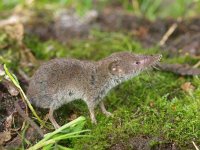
[104,111,113,117]
[91,117,97,125]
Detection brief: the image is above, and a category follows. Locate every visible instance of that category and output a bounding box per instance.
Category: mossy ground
[25,31,200,149]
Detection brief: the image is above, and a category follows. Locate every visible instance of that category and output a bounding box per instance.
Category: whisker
[152,65,160,70]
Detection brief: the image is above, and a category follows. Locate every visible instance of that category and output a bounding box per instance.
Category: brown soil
[110,135,179,150]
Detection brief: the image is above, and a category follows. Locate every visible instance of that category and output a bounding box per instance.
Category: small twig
[132,107,140,117]
[152,65,160,70]
[159,18,182,46]
[18,68,30,82]
[192,141,199,150]
[0,15,20,28]
[193,61,200,68]
[159,23,177,46]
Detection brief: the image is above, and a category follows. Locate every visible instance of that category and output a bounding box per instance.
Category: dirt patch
[109,135,179,150]
[0,85,16,132]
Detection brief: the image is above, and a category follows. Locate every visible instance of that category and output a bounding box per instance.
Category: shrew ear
[108,60,124,75]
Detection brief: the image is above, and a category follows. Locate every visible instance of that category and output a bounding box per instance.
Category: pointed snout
[141,54,162,67]
[149,54,162,65]
[154,54,162,61]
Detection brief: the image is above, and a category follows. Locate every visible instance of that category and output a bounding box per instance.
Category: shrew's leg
[100,101,112,117]
[88,106,97,124]
[49,108,60,129]
[86,102,97,124]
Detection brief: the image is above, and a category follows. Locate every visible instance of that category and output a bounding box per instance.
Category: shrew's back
[27,58,95,109]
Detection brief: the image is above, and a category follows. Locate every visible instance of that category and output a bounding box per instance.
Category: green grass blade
[28,116,89,150]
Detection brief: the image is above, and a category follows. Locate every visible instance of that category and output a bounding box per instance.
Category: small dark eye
[135,61,140,65]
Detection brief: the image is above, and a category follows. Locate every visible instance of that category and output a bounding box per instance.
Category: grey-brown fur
[27,52,161,128]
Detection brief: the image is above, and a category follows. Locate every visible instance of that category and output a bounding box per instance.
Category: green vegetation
[29,116,89,150]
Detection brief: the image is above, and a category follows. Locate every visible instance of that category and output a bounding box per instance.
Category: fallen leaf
[133,26,149,38]
[149,101,154,107]
[19,44,38,68]
[0,131,11,145]
[3,23,24,44]
[2,80,19,96]
[4,135,22,149]
[0,22,37,69]
[5,114,13,130]
[181,82,195,92]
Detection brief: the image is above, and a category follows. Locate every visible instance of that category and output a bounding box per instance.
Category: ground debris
[5,126,43,149]
[157,63,200,76]
[181,82,195,93]
[25,9,98,42]
[2,80,19,96]
[0,131,11,145]
[54,9,98,43]
[109,135,179,150]
[0,22,38,73]
[0,64,19,96]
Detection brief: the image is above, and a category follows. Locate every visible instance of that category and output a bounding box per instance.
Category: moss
[70,71,199,149]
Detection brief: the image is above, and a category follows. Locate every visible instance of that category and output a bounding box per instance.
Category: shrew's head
[107,52,162,79]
